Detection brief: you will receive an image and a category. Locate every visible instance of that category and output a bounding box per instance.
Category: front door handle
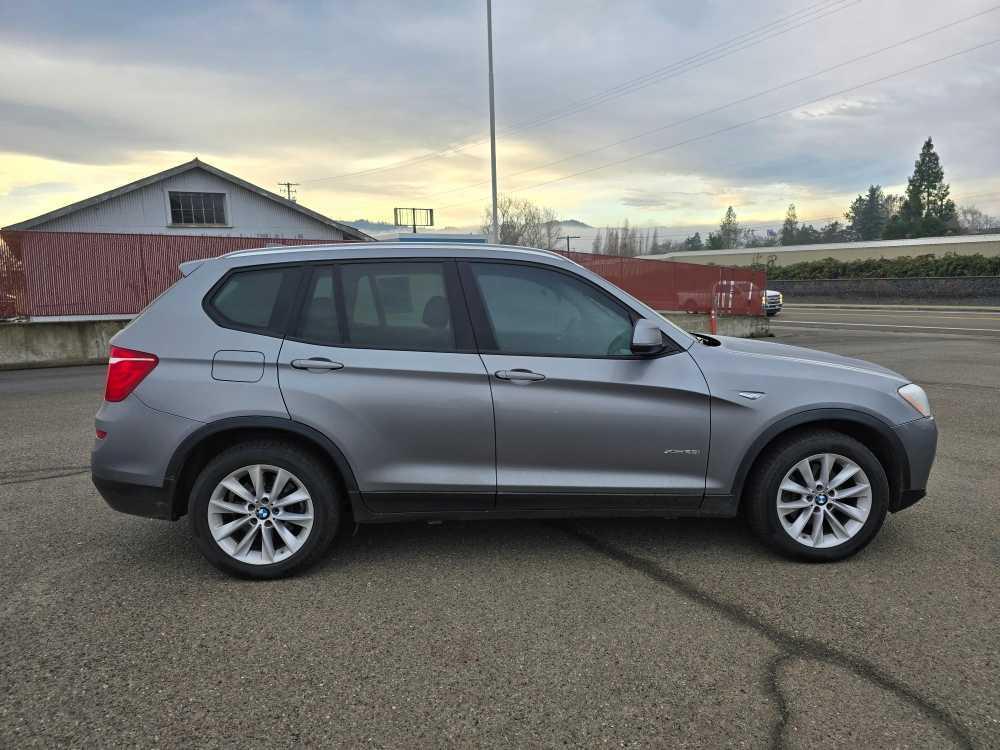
[291,357,344,372]
[495,368,546,382]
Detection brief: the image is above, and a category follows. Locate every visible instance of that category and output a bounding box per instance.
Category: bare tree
[958,205,999,234]
[480,194,561,250]
[592,229,604,253]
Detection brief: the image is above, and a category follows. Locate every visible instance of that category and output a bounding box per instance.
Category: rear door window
[342,262,455,350]
[296,268,342,346]
[294,261,469,352]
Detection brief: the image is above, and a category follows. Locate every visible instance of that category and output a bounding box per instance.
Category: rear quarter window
[206,266,298,334]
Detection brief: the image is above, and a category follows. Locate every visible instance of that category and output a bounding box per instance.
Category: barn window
[169,192,227,225]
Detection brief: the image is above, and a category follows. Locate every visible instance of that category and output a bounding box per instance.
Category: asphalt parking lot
[2,310,998,749]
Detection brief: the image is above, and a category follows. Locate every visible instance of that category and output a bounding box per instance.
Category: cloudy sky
[1,0,998,243]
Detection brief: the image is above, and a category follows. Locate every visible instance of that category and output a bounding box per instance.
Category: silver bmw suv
[91,242,936,578]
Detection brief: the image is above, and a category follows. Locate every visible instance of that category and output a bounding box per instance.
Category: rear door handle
[291,357,344,372]
[495,368,546,382]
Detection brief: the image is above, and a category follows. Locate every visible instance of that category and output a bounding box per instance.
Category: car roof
[222,241,566,264]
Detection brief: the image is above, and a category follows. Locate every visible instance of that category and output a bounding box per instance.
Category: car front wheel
[745,430,889,561]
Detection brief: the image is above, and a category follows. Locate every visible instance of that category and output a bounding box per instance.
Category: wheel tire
[189,440,340,578]
[744,429,889,562]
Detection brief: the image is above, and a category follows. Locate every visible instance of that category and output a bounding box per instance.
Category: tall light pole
[486,0,499,244]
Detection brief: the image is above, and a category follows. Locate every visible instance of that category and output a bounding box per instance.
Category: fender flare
[727,407,909,504]
[165,416,362,517]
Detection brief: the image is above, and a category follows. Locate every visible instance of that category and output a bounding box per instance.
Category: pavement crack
[557,522,974,750]
[765,653,795,750]
[0,465,90,486]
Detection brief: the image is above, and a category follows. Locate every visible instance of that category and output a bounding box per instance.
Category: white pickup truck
[677,283,784,316]
[764,290,783,316]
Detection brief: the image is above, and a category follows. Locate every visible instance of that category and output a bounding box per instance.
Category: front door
[278,260,496,512]
[462,260,710,511]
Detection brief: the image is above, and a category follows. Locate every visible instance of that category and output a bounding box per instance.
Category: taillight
[105,346,158,402]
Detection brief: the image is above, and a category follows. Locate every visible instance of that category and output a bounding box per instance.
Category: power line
[476,0,863,138]
[422,5,1000,201]
[437,37,1000,213]
[517,0,852,114]
[297,0,860,185]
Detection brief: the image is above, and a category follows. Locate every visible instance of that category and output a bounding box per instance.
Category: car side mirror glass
[631,319,664,354]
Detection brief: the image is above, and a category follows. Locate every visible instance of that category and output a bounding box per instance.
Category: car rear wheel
[189,441,340,578]
[745,430,889,561]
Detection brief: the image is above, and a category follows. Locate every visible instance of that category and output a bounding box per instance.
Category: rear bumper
[92,472,176,520]
[890,416,938,512]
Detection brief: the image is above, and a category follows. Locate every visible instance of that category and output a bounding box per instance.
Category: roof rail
[220,241,569,261]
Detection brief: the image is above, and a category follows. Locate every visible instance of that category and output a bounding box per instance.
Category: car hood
[705,335,908,383]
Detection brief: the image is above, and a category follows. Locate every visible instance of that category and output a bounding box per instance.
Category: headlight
[778,293,783,303]
[898,383,931,417]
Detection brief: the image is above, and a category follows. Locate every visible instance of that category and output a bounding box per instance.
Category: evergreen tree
[883,138,958,239]
[592,229,603,253]
[683,232,703,250]
[718,206,741,249]
[820,220,852,243]
[648,228,659,255]
[846,185,896,241]
[795,224,821,245]
[781,204,799,245]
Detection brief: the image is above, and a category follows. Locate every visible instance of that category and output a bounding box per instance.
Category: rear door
[461,260,710,511]
[278,259,496,512]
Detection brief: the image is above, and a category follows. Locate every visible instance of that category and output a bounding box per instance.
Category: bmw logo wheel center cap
[256,506,270,520]
[815,494,828,506]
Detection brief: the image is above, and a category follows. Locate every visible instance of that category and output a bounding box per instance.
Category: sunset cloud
[1,0,998,233]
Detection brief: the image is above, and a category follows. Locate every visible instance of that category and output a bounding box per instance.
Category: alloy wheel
[776,453,872,549]
[206,464,314,565]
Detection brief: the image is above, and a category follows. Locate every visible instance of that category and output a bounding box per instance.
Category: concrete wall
[658,312,769,338]
[767,276,1000,305]
[0,319,128,370]
[0,313,769,370]
[645,234,1000,268]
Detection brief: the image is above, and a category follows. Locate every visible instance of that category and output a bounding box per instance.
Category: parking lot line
[772,320,1000,332]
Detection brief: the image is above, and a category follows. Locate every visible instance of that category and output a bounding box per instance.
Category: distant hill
[343,217,593,235]
[338,219,398,234]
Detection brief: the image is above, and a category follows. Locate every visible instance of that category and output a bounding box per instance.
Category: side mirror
[631,319,664,354]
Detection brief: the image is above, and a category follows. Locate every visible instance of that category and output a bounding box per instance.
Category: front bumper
[890,416,938,512]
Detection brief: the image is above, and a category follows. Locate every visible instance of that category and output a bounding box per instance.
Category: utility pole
[486,0,499,244]
[278,182,299,202]
[557,235,581,252]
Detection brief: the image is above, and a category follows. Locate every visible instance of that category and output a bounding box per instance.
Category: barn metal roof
[2,158,374,241]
